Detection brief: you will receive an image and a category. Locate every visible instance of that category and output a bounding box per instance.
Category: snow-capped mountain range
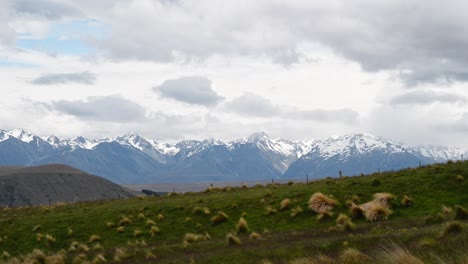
[0,128,466,184]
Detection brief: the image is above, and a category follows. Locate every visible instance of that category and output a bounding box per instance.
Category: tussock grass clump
[308,192,337,213]
[265,189,272,197]
[211,211,229,224]
[67,227,73,237]
[349,202,365,219]
[290,206,304,218]
[36,233,43,242]
[424,214,445,225]
[183,232,210,244]
[232,202,238,209]
[113,247,128,262]
[372,193,394,207]
[45,234,56,244]
[456,174,464,182]
[93,253,106,264]
[236,217,249,233]
[116,226,125,233]
[134,229,143,237]
[93,243,103,251]
[157,213,164,221]
[364,204,392,222]
[226,233,241,245]
[249,232,261,240]
[377,244,424,264]
[146,219,156,226]
[442,205,453,216]
[203,207,211,215]
[336,213,355,231]
[32,225,42,232]
[280,198,292,210]
[88,234,101,243]
[400,195,413,207]
[317,211,333,221]
[266,206,277,215]
[338,248,372,264]
[454,205,468,220]
[106,221,115,228]
[193,206,203,214]
[138,213,146,220]
[441,221,464,237]
[119,217,132,226]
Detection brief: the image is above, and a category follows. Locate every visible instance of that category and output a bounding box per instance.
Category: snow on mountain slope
[310,133,409,160]
[1,128,467,183]
[0,128,37,143]
[416,145,467,162]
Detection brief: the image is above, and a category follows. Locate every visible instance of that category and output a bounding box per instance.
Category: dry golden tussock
[308,192,337,213]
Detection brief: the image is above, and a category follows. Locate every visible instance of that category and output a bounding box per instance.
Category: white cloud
[153,76,223,106]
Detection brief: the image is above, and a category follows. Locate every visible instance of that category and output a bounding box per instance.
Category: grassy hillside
[1,161,467,263]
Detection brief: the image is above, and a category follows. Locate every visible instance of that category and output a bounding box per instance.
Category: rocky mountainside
[0,129,466,183]
[0,164,135,207]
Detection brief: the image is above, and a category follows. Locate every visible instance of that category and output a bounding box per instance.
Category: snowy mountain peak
[0,128,37,143]
[44,135,61,147]
[247,132,270,142]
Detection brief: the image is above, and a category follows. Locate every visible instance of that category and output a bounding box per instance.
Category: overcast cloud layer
[0,0,468,146]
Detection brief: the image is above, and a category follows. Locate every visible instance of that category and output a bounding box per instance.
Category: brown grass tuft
[203,207,211,215]
[88,234,101,243]
[377,244,424,264]
[236,217,249,233]
[226,233,241,245]
[211,211,229,224]
[266,206,277,215]
[134,229,143,237]
[317,211,333,221]
[116,226,125,233]
[113,247,128,262]
[364,204,392,222]
[441,221,464,237]
[157,214,164,221]
[193,206,203,214]
[119,217,132,226]
[401,195,413,207]
[249,232,261,240]
[32,225,42,232]
[280,198,292,210]
[456,174,464,182]
[338,248,372,264]
[373,193,394,207]
[349,202,365,219]
[454,205,468,220]
[149,226,160,238]
[146,219,156,226]
[106,222,115,228]
[290,206,304,218]
[92,253,106,264]
[309,192,337,213]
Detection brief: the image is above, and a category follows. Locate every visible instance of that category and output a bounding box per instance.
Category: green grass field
[1,161,467,263]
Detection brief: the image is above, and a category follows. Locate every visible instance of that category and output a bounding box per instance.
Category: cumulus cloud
[153,76,223,107]
[224,93,282,117]
[46,95,146,122]
[82,0,468,84]
[0,1,15,46]
[31,72,96,85]
[12,0,82,20]
[225,93,358,123]
[390,90,467,106]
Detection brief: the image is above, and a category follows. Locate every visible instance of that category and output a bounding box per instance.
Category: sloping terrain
[0,161,466,263]
[0,164,135,207]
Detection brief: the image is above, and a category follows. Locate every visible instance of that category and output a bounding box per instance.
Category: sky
[1,0,468,146]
